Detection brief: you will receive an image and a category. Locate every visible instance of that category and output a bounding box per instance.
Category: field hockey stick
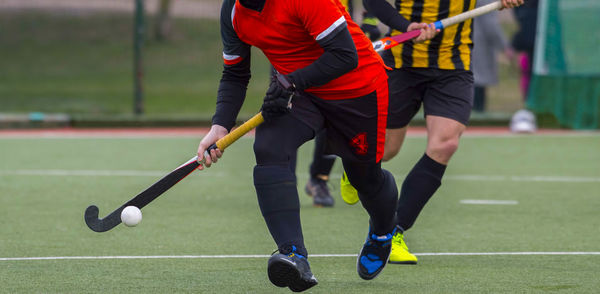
[84,112,265,232]
[372,0,503,52]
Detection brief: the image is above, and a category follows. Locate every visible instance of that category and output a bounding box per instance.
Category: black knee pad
[358,169,397,201]
[344,162,384,196]
[254,139,280,164]
[379,169,398,202]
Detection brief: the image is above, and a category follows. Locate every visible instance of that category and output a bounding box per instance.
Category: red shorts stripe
[375,78,389,163]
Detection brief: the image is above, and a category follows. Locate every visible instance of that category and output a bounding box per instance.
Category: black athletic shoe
[357,227,396,280]
[268,246,318,292]
[304,178,334,207]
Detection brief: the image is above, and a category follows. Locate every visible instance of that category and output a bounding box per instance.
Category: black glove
[360,14,381,42]
[262,73,295,122]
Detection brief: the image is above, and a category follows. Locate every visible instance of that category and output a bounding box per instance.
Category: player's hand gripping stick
[372,0,503,52]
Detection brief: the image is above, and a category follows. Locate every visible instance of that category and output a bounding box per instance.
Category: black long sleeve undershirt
[212,56,251,131]
[288,25,358,91]
[363,0,411,32]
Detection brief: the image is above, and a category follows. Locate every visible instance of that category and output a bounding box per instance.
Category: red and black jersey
[221,0,386,100]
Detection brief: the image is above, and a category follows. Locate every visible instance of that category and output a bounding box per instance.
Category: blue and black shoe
[357,226,396,280]
[268,246,318,292]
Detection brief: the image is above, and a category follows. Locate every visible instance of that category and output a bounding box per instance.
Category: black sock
[254,165,307,257]
[358,169,398,235]
[343,159,398,236]
[396,154,446,231]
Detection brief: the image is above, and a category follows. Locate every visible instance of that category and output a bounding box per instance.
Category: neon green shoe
[388,231,418,264]
[340,171,359,205]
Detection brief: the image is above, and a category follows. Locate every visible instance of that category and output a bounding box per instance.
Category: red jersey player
[197,0,400,290]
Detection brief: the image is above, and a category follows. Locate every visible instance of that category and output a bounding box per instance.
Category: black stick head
[84,205,123,233]
[83,156,200,233]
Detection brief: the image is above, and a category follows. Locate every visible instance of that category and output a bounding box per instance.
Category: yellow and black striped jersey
[389,0,476,70]
[339,0,354,17]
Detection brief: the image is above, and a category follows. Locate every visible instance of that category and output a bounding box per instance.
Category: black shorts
[387,67,474,128]
[290,80,388,163]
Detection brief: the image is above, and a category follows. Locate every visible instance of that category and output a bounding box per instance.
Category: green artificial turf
[1,133,599,293]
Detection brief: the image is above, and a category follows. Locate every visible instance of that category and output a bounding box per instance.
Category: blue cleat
[357,226,396,280]
[268,246,318,292]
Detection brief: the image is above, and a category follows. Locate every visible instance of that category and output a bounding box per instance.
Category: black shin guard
[357,169,398,236]
[396,154,446,231]
[254,165,307,256]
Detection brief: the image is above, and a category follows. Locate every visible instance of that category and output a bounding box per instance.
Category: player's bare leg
[382,127,408,162]
[424,115,465,164]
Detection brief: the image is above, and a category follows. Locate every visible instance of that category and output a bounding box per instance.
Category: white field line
[1,169,599,184]
[458,132,600,138]
[0,134,210,139]
[2,252,600,261]
[460,199,519,205]
[444,175,600,183]
[1,132,599,140]
[0,169,167,177]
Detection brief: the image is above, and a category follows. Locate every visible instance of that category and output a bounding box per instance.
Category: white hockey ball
[121,206,142,227]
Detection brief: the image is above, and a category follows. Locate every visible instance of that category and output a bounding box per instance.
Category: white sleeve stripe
[223,53,241,60]
[315,16,346,41]
[231,5,236,26]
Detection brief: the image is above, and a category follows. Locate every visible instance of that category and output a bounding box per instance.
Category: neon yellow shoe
[340,171,359,205]
[388,231,418,264]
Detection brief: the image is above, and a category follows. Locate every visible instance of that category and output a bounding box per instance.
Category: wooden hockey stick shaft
[216,112,263,151]
[439,1,502,28]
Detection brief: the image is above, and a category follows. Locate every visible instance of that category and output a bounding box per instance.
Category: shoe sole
[340,188,359,205]
[356,246,389,280]
[341,197,359,205]
[313,199,334,207]
[388,260,417,265]
[313,204,334,207]
[340,173,359,205]
[268,258,299,287]
[268,258,317,292]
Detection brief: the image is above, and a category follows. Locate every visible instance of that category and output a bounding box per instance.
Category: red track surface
[0,127,585,138]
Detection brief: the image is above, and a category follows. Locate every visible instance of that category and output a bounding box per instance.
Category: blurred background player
[511,0,538,103]
[197,0,399,290]
[304,1,382,208]
[342,0,524,265]
[508,0,538,133]
[472,0,513,113]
